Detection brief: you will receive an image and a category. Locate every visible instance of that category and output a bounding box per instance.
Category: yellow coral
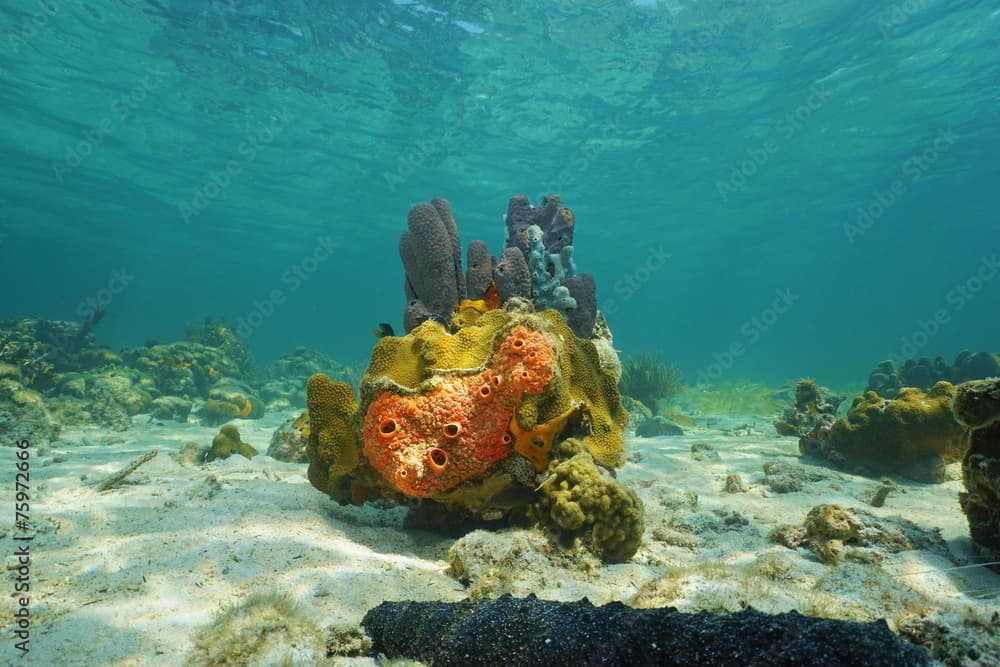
[201,394,261,425]
[534,310,627,469]
[362,309,510,390]
[293,410,310,440]
[306,374,360,494]
[207,424,258,462]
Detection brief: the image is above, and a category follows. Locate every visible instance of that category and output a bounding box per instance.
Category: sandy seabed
[3,410,998,666]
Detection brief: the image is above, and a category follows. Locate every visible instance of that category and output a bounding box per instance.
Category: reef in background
[0,315,355,438]
[866,351,999,396]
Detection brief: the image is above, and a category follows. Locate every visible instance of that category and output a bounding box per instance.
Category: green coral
[530,448,643,562]
[618,352,683,415]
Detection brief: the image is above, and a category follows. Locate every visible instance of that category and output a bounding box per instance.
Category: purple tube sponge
[504,194,575,257]
[564,273,597,338]
[465,240,494,301]
[399,200,464,331]
[493,247,531,302]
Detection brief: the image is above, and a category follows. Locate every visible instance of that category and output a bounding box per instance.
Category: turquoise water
[1,0,997,386]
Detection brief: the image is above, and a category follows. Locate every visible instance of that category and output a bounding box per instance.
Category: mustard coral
[530,450,644,562]
[206,424,257,462]
[822,381,966,482]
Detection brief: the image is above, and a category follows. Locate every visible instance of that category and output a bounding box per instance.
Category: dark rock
[361,595,929,667]
[690,442,721,461]
[865,351,1000,395]
[636,416,684,437]
[762,461,828,493]
[955,378,1000,566]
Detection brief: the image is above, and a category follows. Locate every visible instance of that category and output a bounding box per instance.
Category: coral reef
[0,316,111,391]
[821,382,967,483]
[149,395,192,422]
[0,316,263,434]
[120,340,247,399]
[259,346,357,408]
[618,351,684,415]
[308,308,626,499]
[199,379,264,426]
[308,308,631,558]
[0,373,60,444]
[303,194,636,559]
[185,318,256,379]
[87,373,152,430]
[954,377,1000,564]
[360,594,930,666]
[866,351,1000,396]
[46,369,153,431]
[205,424,258,462]
[774,379,844,457]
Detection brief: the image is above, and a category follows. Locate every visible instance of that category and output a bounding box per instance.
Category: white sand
[4,410,998,665]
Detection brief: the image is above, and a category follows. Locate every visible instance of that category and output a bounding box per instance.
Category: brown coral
[822,381,966,482]
[206,424,257,462]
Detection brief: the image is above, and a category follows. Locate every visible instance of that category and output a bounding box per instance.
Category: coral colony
[305,195,643,561]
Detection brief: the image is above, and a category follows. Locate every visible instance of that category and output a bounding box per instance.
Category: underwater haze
[1,0,998,386]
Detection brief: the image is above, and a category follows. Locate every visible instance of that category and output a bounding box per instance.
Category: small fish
[372,322,395,339]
